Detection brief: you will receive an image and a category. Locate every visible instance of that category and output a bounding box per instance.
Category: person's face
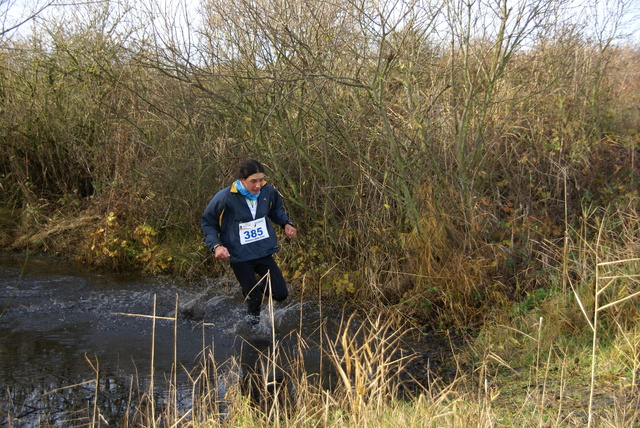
[241,173,265,194]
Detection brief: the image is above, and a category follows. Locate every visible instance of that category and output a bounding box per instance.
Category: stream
[0,254,453,426]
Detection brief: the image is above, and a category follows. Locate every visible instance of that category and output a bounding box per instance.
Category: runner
[201,159,297,327]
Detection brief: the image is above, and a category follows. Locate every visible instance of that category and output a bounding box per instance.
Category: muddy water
[0,255,342,426]
[0,255,454,426]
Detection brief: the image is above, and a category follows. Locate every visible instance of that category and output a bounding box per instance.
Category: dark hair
[236,158,265,179]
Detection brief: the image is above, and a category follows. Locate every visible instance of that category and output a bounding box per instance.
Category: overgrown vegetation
[1,0,639,425]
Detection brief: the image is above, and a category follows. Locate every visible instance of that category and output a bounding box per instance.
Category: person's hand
[284,224,297,239]
[214,245,230,260]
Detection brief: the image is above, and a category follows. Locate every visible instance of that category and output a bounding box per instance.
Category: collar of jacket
[230,180,267,194]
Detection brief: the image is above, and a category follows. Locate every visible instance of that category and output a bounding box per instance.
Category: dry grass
[44,249,640,427]
[5,205,638,427]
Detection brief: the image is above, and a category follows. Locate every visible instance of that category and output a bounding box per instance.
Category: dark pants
[230,255,289,317]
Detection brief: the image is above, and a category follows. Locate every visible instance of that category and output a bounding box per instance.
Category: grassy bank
[6,204,639,427]
[26,220,640,427]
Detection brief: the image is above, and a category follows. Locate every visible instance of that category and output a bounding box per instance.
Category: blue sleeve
[201,189,226,252]
[267,185,290,228]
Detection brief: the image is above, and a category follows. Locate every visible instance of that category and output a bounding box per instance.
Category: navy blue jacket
[201,182,291,263]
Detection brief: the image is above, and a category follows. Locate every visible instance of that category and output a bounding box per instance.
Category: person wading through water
[201,159,297,328]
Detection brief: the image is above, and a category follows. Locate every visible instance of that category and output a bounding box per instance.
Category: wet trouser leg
[231,255,289,318]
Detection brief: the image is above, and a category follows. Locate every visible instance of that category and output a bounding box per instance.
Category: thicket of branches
[1,0,638,328]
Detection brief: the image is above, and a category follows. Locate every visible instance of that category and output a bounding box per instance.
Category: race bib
[239,217,270,245]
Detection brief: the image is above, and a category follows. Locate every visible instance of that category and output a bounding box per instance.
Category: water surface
[0,255,332,426]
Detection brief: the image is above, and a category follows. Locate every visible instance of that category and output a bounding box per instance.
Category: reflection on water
[0,255,333,426]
